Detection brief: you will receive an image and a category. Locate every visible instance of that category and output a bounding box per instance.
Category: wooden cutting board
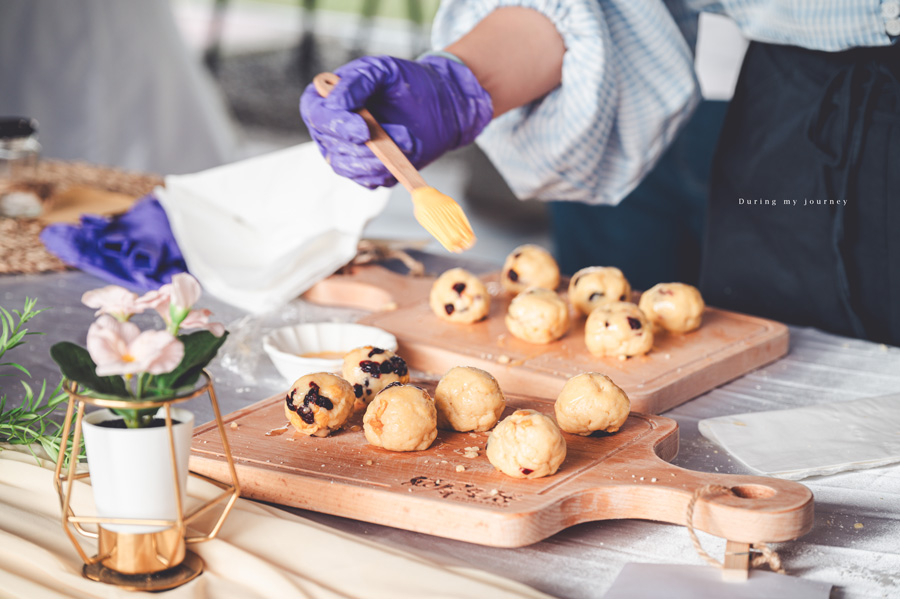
[302,265,789,414]
[190,383,813,548]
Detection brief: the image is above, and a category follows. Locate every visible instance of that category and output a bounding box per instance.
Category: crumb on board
[854,523,864,529]
[366,460,373,466]
[230,421,239,429]
[489,489,499,496]
[497,354,511,365]
[381,301,399,311]
[455,465,465,473]
[349,425,361,432]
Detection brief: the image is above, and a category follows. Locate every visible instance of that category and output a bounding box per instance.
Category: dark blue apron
[700,41,900,344]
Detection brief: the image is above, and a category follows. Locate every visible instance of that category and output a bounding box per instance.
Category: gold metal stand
[54,370,241,591]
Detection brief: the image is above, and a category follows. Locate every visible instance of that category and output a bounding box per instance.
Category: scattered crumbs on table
[854,523,864,529]
[489,489,499,496]
[651,477,658,482]
[435,479,442,484]
[497,354,511,365]
[639,477,644,481]
[230,421,239,429]
[366,460,373,466]
[455,465,465,473]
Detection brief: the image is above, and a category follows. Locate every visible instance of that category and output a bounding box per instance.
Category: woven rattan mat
[0,161,162,275]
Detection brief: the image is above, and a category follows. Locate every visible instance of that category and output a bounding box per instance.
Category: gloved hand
[40,196,188,292]
[300,54,493,188]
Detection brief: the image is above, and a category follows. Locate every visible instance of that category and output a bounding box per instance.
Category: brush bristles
[414,200,476,253]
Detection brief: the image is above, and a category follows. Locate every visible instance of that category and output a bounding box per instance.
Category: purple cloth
[300,54,493,188]
[40,196,187,292]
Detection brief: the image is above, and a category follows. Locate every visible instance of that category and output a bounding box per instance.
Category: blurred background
[0,0,550,268]
[173,0,552,265]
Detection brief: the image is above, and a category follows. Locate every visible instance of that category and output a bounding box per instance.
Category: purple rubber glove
[40,196,188,292]
[300,54,493,188]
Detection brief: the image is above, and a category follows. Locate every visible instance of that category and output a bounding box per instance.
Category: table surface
[3,262,899,599]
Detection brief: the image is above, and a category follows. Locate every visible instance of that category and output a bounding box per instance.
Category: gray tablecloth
[3,269,899,599]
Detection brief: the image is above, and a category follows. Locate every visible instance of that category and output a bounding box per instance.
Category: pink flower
[81,286,144,321]
[86,315,184,377]
[180,308,226,337]
[168,273,202,311]
[136,273,207,334]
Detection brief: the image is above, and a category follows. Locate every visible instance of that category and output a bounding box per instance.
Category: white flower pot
[82,407,194,534]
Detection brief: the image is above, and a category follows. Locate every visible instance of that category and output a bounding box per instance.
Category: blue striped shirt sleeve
[433,0,700,205]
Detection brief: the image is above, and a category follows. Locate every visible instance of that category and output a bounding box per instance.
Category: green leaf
[150,330,228,393]
[49,342,128,396]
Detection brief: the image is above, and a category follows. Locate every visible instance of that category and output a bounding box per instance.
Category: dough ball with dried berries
[363,383,437,451]
[284,373,355,437]
[435,366,506,432]
[568,266,632,316]
[501,244,560,294]
[429,268,490,324]
[584,301,654,358]
[555,372,630,435]
[639,282,705,333]
[505,287,570,344]
[486,409,566,479]
[342,346,410,407]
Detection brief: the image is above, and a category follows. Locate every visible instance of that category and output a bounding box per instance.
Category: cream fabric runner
[0,449,551,599]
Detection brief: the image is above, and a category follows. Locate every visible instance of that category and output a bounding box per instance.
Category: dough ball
[342,346,410,407]
[555,372,630,435]
[639,282,705,333]
[434,366,506,432]
[363,383,437,452]
[429,268,490,324]
[568,266,632,316]
[501,244,560,294]
[486,409,567,479]
[584,301,654,358]
[505,287,570,344]
[284,373,355,437]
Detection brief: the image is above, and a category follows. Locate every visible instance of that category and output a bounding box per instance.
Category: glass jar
[0,117,41,179]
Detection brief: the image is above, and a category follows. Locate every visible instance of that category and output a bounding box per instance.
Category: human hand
[300,54,493,188]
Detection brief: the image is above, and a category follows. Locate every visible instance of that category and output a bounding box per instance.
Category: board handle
[303,264,436,311]
[574,452,814,544]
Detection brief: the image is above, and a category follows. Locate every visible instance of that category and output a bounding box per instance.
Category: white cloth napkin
[156,144,390,313]
[698,393,900,480]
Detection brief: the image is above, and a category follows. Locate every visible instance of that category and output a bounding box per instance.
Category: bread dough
[429,268,490,324]
[639,282,705,333]
[434,366,506,432]
[486,409,567,478]
[342,346,410,407]
[284,373,355,437]
[555,372,630,435]
[568,266,632,316]
[501,244,560,294]
[363,383,437,451]
[584,301,654,358]
[505,287,570,344]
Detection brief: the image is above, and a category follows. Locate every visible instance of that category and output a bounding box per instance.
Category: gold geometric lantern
[53,370,240,591]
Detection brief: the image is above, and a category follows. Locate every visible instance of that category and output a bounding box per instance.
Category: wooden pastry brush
[313,72,476,253]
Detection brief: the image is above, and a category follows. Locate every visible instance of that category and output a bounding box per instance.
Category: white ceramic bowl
[262,322,398,384]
